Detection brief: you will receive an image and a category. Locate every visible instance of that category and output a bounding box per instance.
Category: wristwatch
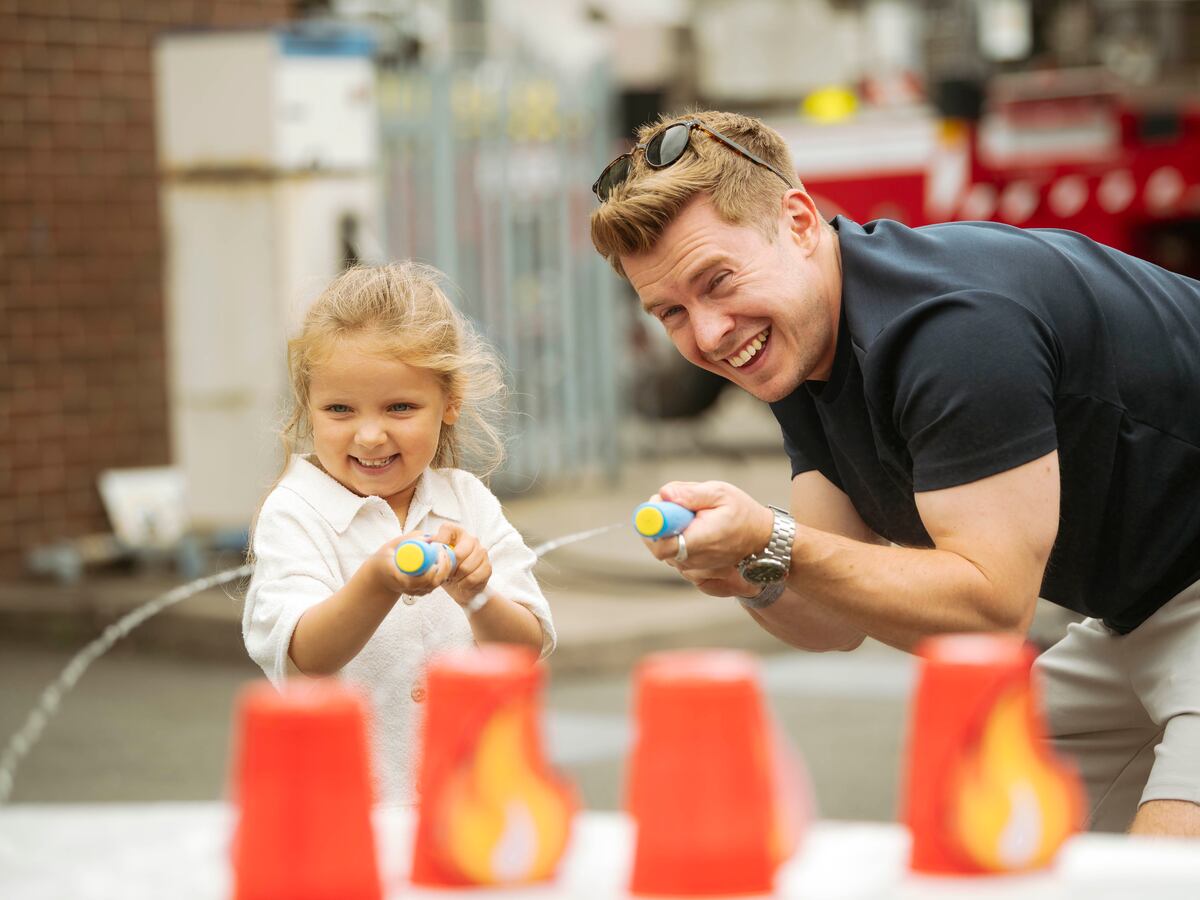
[737,505,795,586]
[739,581,787,611]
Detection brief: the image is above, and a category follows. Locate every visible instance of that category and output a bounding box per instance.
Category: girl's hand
[430,523,492,608]
[368,532,455,598]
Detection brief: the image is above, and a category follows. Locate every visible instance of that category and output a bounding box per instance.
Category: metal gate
[378,63,620,492]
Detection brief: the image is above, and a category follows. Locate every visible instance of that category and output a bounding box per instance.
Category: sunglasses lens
[646,123,691,168]
[597,155,632,199]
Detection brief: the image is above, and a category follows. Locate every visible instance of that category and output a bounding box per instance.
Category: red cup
[902,633,1083,875]
[230,678,381,900]
[411,644,575,887]
[626,650,809,897]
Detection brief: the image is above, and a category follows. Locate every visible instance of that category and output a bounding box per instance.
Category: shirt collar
[403,465,462,531]
[280,455,462,534]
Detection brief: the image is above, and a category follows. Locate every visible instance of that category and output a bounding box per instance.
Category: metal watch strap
[738,581,786,611]
[738,505,796,581]
[762,505,796,568]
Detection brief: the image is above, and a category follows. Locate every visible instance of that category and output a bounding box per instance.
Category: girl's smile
[307,334,459,519]
[352,454,398,471]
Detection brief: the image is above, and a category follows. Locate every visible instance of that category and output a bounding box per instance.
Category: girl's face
[307,334,459,519]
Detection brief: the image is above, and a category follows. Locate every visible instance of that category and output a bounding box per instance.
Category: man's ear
[781,189,823,256]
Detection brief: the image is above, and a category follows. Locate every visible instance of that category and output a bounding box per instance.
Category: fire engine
[774,68,1200,279]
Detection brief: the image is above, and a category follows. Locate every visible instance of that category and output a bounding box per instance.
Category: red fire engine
[773,69,1200,279]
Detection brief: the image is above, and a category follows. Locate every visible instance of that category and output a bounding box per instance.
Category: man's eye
[658,306,683,322]
[708,271,730,292]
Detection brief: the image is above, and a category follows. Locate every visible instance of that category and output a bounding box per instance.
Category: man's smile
[724,327,770,369]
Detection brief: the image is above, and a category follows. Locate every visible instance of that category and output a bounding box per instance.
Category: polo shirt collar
[280,455,462,534]
[404,465,462,531]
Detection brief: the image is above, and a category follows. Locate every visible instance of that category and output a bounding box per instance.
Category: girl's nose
[355,421,387,447]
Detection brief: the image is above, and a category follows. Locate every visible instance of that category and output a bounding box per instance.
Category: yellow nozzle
[394,542,427,574]
[635,505,666,538]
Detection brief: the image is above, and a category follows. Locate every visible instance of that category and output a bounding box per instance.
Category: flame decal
[435,699,573,884]
[948,685,1080,871]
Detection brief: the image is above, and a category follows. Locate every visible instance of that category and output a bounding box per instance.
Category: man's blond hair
[590,110,801,277]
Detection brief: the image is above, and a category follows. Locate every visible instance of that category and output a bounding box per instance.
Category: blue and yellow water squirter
[632,501,695,540]
[394,539,458,577]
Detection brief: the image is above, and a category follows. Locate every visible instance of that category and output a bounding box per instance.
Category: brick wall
[0,1,296,577]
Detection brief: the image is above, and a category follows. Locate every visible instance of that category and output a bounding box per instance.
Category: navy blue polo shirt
[770,217,1200,632]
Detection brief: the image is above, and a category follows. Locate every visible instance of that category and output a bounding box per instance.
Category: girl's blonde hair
[590,109,801,277]
[279,262,508,481]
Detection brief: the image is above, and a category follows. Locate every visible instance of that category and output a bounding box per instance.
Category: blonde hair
[590,110,801,277]
[279,262,508,482]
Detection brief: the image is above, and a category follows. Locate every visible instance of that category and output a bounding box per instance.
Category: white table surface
[1,803,1198,899]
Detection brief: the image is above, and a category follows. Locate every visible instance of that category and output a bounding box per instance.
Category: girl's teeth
[357,456,395,468]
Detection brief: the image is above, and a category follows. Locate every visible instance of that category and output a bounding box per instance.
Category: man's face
[622,194,839,403]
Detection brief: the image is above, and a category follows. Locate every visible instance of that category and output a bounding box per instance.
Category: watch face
[742,557,788,584]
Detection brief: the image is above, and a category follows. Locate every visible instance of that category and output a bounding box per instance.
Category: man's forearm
[775,525,1034,653]
[745,590,865,652]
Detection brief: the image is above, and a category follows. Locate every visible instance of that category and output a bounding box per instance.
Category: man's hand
[641,481,775,596]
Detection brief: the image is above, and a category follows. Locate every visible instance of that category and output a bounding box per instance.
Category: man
[590,110,1200,837]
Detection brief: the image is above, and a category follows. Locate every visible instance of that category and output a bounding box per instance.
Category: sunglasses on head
[591,119,793,201]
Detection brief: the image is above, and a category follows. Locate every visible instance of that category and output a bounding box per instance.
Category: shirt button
[411,685,426,703]
[402,594,416,606]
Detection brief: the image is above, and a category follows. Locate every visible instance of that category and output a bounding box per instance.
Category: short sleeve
[770,388,842,486]
[243,495,342,684]
[867,293,1060,492]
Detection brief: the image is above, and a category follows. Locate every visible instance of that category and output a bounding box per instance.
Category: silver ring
[674,534,688,563]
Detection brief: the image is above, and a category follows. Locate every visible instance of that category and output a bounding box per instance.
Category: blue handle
[633,501,695,540]
[394,539,458,576]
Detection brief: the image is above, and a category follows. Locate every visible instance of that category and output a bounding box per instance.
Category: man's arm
[657,451,1060,653]
[744,470,880,651]
[660,469,877,652]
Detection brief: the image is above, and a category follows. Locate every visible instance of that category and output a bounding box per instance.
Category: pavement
[0,389,801,676]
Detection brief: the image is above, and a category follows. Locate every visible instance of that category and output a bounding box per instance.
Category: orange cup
[411,644,575,888]
[230,678,381,900]
[626,650,808,897]
[902,633,1083,875]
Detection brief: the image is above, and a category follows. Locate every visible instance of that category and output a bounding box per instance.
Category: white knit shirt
[243,455,555,804]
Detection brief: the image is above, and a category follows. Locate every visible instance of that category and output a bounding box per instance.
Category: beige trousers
[1035,580,1200,832]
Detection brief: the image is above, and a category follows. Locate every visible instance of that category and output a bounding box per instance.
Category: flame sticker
[434,699,573,884]
[947,685,1081,871]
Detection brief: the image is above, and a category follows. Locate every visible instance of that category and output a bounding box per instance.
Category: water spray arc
[0,521,627,804]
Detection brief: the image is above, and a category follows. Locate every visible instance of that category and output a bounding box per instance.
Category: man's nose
[692,308,733,356]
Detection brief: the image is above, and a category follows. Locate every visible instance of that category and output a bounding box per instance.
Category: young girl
[242,262,555,804]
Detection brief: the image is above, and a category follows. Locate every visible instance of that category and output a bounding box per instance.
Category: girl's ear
[442,399,461,426]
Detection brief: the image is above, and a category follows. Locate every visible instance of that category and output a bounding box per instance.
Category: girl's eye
[325,404,351,414]
[389,403,413,412]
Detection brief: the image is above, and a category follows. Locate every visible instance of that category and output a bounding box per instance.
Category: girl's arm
[461,590,544,651]
[432,524,545,653]
[288,535,453,676]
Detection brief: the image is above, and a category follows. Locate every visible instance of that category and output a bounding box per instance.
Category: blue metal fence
[378,63,621,491]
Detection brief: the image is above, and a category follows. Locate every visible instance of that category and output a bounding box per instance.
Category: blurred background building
[2,0,1199,581]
